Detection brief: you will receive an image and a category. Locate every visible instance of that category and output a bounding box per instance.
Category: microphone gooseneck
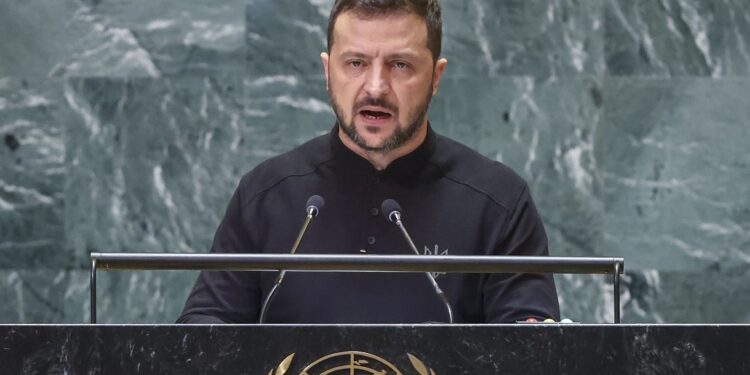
[381,199,455,324]
[259,195,325,323]
[292,195,324,253]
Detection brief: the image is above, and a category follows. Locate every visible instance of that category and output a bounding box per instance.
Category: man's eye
[349,60,364,68]
[393,62,409,69]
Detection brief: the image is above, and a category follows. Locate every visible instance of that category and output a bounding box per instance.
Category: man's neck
[338,123,428,171]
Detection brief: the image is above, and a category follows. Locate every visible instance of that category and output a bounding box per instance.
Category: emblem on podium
[268,351,437,375]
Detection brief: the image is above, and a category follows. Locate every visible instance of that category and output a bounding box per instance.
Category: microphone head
[306,195,325,217]
[381,199,401,223]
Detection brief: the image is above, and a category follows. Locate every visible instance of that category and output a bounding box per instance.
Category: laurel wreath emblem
[406,353,437,375]
[268,351,437,375]
[268,353,295,375]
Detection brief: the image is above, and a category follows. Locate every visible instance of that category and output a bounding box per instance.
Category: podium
[2,254,748,373]
[2,324,749,373]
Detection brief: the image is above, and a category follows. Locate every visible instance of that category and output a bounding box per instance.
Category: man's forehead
[331,11,429,53]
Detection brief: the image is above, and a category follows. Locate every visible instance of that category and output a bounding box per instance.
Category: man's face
[322,11,447,154]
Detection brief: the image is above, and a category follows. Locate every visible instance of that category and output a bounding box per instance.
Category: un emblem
[268,351,437,375]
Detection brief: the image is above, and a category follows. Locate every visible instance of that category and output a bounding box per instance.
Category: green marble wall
[1,0,748,323]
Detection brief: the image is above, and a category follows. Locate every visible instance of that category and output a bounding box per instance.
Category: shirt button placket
[365,172,383,251]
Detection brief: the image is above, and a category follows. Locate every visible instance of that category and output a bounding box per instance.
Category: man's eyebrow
[385,52,420,60]
[338,50,422,60]
[339,51,370,59]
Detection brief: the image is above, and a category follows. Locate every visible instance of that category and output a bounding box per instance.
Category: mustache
[354,97,398,114]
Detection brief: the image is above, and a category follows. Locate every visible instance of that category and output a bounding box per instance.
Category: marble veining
[0,0,749,324]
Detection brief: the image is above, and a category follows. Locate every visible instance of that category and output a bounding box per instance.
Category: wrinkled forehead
[330,10,430,54]
[344,6,414,21]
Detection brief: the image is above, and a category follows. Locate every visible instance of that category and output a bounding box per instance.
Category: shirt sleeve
[482,183,561,323]
[176,180,262,324]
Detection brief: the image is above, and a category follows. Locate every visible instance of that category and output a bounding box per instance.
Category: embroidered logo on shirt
[423,244,448,279]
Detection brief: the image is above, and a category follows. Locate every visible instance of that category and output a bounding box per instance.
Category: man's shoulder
[431,133,529,212]
[237,132,332,199]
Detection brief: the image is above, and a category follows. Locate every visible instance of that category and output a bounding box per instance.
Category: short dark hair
[327,0,443,62]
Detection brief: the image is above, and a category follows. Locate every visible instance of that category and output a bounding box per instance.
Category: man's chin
[354,135,391,153]
[342,123,387,148]
[340,119,420,154]
[353,118,394,133]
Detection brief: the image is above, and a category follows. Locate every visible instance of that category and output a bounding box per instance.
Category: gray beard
[330,85,433,154]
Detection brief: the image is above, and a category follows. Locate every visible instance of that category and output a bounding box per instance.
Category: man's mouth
[360,110,393,120]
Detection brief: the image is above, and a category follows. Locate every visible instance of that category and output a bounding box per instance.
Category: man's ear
[321,52,330,91]
[431,58,448,96]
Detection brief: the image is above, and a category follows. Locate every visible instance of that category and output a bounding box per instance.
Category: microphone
[258,195,324,323]
[381,199,454,324]
[305,195,324,218]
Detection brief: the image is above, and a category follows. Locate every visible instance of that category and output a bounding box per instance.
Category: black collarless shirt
[178,125,560,324]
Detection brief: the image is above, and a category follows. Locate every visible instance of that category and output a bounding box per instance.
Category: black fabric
[177,125,560,324]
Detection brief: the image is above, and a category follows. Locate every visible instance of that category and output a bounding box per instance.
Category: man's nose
[364,65,390,97]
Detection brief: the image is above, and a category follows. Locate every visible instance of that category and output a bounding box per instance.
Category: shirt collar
[329,123,437,178]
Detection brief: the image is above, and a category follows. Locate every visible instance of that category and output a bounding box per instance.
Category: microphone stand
[258,198,322,323]
[388,208,455,324]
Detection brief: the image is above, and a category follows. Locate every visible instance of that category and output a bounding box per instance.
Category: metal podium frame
[89,253,624,324]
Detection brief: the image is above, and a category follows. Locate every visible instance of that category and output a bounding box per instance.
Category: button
[367,236,376,245]
[370,208,379,216]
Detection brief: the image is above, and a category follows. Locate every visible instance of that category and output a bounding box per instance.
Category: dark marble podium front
[1,325,748,374]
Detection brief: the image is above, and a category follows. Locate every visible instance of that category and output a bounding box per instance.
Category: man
[177,0,559,324]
